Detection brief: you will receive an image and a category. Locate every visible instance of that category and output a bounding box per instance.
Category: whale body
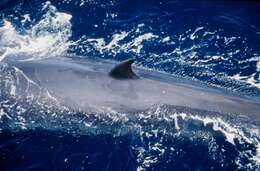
[2,56,260,124]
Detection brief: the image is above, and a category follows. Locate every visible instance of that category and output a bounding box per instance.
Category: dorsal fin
[109,59,139,79]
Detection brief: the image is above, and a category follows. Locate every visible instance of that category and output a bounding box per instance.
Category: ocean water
[0,0,260,170]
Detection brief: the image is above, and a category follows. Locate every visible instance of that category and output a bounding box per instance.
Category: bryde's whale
[2,57,260,124]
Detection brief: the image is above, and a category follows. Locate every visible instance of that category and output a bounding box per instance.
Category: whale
[1,56,260,124]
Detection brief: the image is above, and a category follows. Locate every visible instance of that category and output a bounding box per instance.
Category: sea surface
[0,0,260,170]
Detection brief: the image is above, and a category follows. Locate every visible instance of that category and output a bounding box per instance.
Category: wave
[0,1,72,62]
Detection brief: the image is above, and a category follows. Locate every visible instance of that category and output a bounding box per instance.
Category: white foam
[253,143,260,164]
[173,112,253,145]
[229,55,260,89]
[224,36,236,45]
[177,112,260,165]
[123,33,158,53]
[171,113,180,130]
[10,84,16,96]
[136,108,260,169]
[86,29,160,54]
[21,14,31,24]
[0,1,72,62]
[211,55,225,60]
[162,36,170,43]
[103,31,129,51]
[0,108,10,120]
[190,27,204,40]
[203,31,217,36]
[230,73,260,89]
[87,31,129,54]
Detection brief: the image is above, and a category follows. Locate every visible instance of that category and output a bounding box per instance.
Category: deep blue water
[0,0,260,171]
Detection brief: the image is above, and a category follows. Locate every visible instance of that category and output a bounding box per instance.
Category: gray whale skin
[5,57,260,123]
